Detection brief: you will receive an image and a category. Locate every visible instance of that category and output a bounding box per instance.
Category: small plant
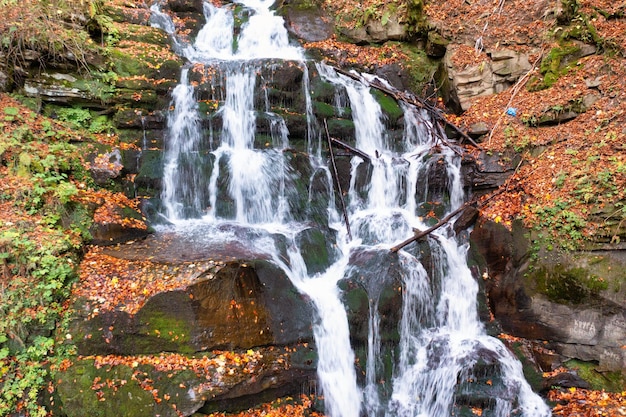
[55,107,93,130]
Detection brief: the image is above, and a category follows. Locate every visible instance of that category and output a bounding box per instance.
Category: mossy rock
[325,118,355,142]
[529,264,609,305]
[370,89,403,123]
[563,359,626,392]
[108,43,179,81]
[529,44,583,90]
[135,150,163,181]
[55,357,214,417]
[134,291,195,353]
[118,23,171,46]
[312,101,337,118]
[396,43,439,94]
[56,359,156,417]
[309,77,337,102]
[296,229,335,275]
[113,89,159,107]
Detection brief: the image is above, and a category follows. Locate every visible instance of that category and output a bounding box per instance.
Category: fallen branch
[333,67,483,150]
[330,137,371,161]
[324,119,352,241]
[390,200,475,253]
[390,185,510,252]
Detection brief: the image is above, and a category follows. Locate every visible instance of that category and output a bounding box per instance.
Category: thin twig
[324,119,352,241]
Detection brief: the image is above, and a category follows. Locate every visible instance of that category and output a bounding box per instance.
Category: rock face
[440,46,533,112]
[470,219,626,373]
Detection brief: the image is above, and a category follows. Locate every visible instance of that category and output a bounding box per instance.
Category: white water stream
[151,1,551,416]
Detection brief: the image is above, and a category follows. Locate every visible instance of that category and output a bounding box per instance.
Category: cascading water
[150,1,551,416]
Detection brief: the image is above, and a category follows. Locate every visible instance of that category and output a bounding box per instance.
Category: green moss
[325,118,355,137]
[406,0,428,36]
[309,78,338,102]
[118,24,170,45]
[564,359,626,392]
[395,43,439,93]
[510,343,544,392]
[540,45,581,74]
[530,264,608,304]
[530,44,582,90]
[370,89,403,121]
[341,285,368,313]
[296,228,332,275]
[312,101,337,118]
[109,49,152,78]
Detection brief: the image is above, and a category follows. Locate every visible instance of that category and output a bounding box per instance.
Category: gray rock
[283,2,334,42]
[468,121,490,138]
[440,45,533,111]
[470,218,626,373]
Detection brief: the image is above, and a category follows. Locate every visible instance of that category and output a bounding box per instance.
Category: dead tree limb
[324,119,352,241]
[390,200,475,253]
[330,137,371,161]
[390,185,510,253]
[333,67,483,150]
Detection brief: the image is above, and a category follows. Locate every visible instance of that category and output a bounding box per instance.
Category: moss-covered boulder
[68,241,315,356]
[55,345,317,417]
[470,218,626,375]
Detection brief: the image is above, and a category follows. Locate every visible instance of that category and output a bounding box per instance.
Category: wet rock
[134,149,165,198]
[294,227,337,275]
[282,1,334,42]
[542,371,591,391]
[453,205,479,233]
[167,0,204,14]
[199,345,317,413]
[340,248,404,344]
[69,244,314,355]
[374,63,415,92]
[461,150,521,192]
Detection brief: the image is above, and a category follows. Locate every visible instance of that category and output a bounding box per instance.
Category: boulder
[55,345,316,417]
[335,10,408,44]
[461,150,521,192]
[282,1,334,42]
[470,218,626,373]
[69,241,315,355]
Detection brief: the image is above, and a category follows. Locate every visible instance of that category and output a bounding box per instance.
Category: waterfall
[150,1,551,416]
